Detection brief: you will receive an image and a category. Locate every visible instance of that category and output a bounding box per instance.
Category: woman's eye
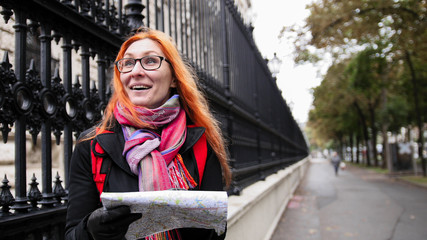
[144,57,158,65]
[123,60,134,66]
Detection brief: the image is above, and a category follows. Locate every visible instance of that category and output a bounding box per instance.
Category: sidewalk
[270,158,427,240]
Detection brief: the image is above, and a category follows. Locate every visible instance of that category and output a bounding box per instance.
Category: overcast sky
[251,0,326,124]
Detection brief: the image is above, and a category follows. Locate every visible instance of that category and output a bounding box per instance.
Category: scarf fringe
[168,154,197,190]
[146,229,182,240]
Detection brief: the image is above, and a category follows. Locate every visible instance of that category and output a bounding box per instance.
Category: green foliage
[284,0,427,156]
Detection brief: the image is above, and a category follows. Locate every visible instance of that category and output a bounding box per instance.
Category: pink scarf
[114,95,195,239]
[114,94,196,192]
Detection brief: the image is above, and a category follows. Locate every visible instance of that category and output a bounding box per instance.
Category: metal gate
[0,0,308,239]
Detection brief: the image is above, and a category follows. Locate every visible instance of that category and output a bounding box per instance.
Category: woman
[65,28,231,240]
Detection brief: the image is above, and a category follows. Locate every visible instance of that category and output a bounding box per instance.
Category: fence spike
[73,75,81,88]
[1,51,11,70]
[0,174,15,217]
[52,30,62,44]
[53,172,66,205]
[91,80,97,91]
[52,67,61,83]
[1,125,10,143]
[0,6,13,24]
[27,173,42,210]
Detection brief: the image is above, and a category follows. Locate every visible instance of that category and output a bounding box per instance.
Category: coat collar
[95,124,131,175]
[95,123,206,176]
[181,126,205,154]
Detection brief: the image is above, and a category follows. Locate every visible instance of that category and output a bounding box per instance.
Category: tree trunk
[405,51,426,177]
[380,71,391,171]
[368,104,379,167]
[338,134,344,159]
[354,101,371,166]
[382,126,392,171]
[356,133,360,164]
[349,132,354,163]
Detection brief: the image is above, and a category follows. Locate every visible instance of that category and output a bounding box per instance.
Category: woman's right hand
[86,205,142,240]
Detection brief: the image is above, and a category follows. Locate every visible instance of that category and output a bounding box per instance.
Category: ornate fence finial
[124,0,145,31]
[0,6,13,24]
[0,174,15,216]
[53,172,66,205]
[27,174,42,210]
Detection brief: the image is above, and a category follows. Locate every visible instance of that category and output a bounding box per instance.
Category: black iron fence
[0,0,308,239]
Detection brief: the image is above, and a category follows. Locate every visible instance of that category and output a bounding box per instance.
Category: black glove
[86,205,142,240]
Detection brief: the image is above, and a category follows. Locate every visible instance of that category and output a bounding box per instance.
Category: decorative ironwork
[71,76,87,138]
[51,68,67,145]
[0,175,14,217]
[25,60,43,145]
[27,174,42,210]
[0,52,17,143]
[53,172,66,206]
[125,0,145,31]
[0,5,12,23]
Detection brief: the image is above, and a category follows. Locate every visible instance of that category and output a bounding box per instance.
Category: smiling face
[120,39,176,109]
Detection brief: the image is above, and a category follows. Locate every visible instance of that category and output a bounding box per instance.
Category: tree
[308,61,361,156]
[281,0,427,175]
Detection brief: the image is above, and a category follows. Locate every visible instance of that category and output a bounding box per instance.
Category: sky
[250,0,326,124]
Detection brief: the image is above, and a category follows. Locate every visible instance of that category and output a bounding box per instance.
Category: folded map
[101,190,228,240]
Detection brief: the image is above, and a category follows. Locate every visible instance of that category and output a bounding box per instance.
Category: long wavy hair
[94,28,231,187]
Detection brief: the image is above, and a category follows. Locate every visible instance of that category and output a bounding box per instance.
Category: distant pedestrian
[331,151,341,176]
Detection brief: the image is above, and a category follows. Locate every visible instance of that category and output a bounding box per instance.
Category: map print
[101,190,228,240]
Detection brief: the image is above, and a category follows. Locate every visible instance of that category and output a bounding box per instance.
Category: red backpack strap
[188,125,207,187]
[91,128,113,198]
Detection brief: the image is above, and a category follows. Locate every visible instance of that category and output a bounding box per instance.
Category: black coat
[65,123,226,240]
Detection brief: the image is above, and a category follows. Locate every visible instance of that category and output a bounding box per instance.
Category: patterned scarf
[114,95,196,239]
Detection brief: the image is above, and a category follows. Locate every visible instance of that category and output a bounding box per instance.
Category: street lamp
[268,52,282,78]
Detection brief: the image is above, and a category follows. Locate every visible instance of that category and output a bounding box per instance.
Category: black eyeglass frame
[115,55,171,73]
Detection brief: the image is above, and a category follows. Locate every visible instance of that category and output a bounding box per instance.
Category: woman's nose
[129,60,146,75]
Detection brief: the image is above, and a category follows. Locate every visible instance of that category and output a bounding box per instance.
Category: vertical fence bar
[145,0,150,27]
[193,1,198,67]
[189,1,194,63]
[161,0,165,32]
[39,24,56,207]
[173,0,177,46]
[201,1,207,73]
[183,0,188,58]
[180,0,184,55]
[202,1,207,74]
[105,0,110,28]
[215,1,223,84]
[81,46,90,97]
[118,0,123,34]
[62,35,73,189]
[12,9,30,213]
[97,53,107,104]
[155,0,159,30]
[168,0,171,36]
[210,1,217,81]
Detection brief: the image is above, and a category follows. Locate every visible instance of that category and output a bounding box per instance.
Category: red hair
[97,28,231,187]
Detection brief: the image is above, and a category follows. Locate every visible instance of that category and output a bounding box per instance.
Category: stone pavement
[270,158,427,240]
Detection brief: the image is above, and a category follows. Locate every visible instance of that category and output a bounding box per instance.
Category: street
[270,158,427,240]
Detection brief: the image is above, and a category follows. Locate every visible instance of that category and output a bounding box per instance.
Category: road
[270,158,427,240]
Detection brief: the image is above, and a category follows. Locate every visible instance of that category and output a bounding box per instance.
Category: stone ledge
[226,158,309,240]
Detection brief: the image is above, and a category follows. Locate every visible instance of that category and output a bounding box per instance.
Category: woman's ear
[170,78,177,88]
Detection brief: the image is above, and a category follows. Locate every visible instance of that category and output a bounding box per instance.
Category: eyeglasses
[115,55,170,73]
